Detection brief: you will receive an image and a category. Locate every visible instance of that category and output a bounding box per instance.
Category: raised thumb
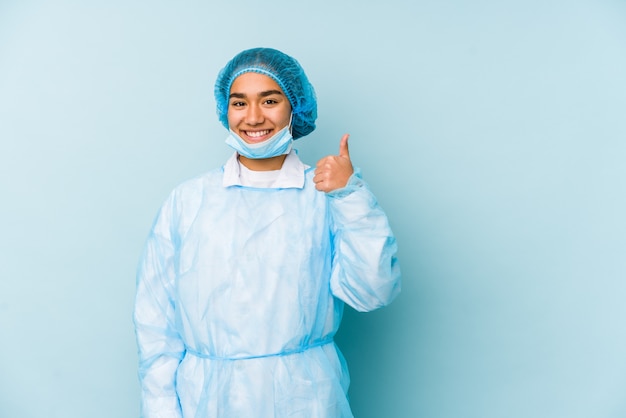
[339,134,350,158]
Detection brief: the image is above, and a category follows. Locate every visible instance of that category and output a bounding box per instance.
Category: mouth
[241,129,272,143]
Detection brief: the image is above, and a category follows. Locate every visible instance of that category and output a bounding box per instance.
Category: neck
[238,154,287,171]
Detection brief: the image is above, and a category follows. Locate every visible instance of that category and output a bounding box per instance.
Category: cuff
[326,168,364,199]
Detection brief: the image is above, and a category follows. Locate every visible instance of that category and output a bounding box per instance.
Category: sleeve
[327,169,401,312]
[133,193,185,418]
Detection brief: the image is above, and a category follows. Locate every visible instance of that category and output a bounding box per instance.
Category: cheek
[277,116,290,129]
[226,112,237,128]
[275,107,292,129]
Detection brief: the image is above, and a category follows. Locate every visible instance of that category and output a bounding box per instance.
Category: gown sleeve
[327,169,402,312]
[134,193,185,418]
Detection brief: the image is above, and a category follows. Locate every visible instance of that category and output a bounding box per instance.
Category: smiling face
[227,72,292,144]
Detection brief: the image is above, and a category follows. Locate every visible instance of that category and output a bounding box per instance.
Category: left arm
[315,135,401,312]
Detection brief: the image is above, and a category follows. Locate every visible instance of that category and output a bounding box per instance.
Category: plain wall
[1,1,625,417]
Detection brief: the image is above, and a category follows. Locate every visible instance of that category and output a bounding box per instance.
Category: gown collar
[222,150,308,189]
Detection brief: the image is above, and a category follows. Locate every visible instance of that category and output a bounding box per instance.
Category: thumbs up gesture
[314,134,354,192]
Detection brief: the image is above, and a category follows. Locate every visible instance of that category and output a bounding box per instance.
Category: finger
[313,169,328,182]
[338,134,350,159]
[316,156,331,168]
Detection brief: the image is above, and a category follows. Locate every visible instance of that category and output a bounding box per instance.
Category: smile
[244,129,271,138]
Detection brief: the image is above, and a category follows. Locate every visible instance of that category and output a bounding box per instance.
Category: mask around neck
[225,115,294,159]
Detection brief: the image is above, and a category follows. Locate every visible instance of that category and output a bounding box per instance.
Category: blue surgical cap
[214,48,317,140]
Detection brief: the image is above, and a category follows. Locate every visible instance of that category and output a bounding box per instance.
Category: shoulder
[153,167,224,221]
[170,167,224,198]
[152,167,224,229]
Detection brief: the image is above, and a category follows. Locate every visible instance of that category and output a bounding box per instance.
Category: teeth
[246,130,270,138]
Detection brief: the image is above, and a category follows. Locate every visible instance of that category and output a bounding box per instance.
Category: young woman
[134,47,401,418]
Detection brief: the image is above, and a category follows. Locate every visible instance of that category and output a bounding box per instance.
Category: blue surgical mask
[225,118,293,159]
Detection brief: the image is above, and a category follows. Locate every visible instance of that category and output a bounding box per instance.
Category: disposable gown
[134,153,401,418]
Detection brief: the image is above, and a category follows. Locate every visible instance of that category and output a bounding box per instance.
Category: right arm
[134,195,185,418]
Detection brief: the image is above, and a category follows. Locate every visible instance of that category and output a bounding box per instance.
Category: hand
[314,134,354,192]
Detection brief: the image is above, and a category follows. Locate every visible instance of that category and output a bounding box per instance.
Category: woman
[134,47,401,418]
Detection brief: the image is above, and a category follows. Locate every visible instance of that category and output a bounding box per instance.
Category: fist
[313,134,354,192]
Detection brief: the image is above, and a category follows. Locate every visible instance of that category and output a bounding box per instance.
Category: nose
[245,104,264,125]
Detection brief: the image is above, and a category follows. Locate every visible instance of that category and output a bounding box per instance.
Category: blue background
[1,1,625,417]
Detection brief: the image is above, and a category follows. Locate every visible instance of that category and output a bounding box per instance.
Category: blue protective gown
[134,152,401,418]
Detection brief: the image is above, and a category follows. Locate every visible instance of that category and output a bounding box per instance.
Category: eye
[230,101,246,108]
[263,98,280,105]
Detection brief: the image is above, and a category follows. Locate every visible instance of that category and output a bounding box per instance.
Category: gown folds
[134,153,401,418]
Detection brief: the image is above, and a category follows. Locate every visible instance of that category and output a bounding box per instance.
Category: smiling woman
[228,72,292,135]
[226,72,293,170]
[133,47,401,418]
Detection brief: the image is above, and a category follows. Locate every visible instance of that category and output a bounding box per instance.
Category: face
[227,72,292,144]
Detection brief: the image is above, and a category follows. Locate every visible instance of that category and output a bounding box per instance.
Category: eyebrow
[229,89,284,99]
